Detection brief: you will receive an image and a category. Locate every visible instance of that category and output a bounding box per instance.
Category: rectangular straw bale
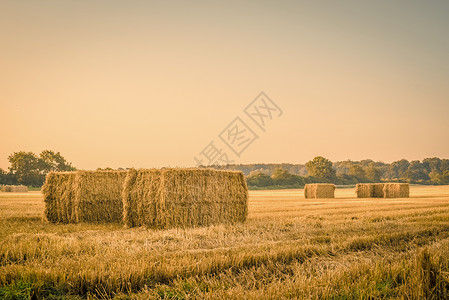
[304,184,335,199]
[122,168,248,229]
[73,170,128,223]
[11,185,28,193]
[122,168,162,227]
[383,183,410,198]
[43,170,127,223]
[1,185,28,192]
[1,186,12,192]
[372,183,385,198]
[355,183,372,198]
[355,183,385,198]
[42,172,77,223]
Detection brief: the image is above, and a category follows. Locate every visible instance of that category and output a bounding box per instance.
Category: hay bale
[122,168,162,228]
[383,183,409,198]
[1,186,12,192]
[42,172,77,223]
[42,170,127,223]
[73,170,127,222]
[11,185,28,193]
[304,184,335,199]
[355,183,372,198]
[355,183,384,198]
[123,168,248,229]
[372,183,385,198]
[0,185,28,192]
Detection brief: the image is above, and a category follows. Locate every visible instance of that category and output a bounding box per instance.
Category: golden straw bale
[42,172,76,223]
[1,185,28,192]
[355,183,384,198]
[43,170,127,223]
[304,184,335,199]
[383,183,410,198]
[1,186,12,192]
[73,171,127,222]
[122,168,248,229]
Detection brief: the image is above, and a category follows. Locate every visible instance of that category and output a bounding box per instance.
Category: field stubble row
[0,185,448,299]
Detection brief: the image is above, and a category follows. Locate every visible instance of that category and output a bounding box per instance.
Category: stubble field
[1,185,449,299]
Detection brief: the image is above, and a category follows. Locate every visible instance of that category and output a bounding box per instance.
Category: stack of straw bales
[304,184,335,199]
[355,183,409,198]
[0,185,28,192]
[42,170,127,223]
[123,168,248,229]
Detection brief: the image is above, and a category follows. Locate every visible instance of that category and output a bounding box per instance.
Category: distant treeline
[208,156,449,189]
[2,151,448,189]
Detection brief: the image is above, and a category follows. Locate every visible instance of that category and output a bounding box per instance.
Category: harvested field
[1,185,449,299]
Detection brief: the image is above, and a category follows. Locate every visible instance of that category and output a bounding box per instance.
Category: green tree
[423,157,442,173]
[429,170,449,184]
[39,150,76,172]
[385,159,410,180]
[8,151,43,186]
[271,168,301,186]
[405,161,429,182]
[348,164,367,182]
[441,159,449,172]
[305,156,336,181]
[0,168,5,184]
[365,164,382,182]
[246,171,273,187]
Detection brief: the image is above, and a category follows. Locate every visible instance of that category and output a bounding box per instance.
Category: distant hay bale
[372,183,385,198]
[304,184,335,199]
[355,183,409,198]
[12,185,28,192]
[0,185,28,193]
[1,186,12,192]
[383,183,410,198]
[123,168,248,229]
[355,183,384,198]
[42,170,127,223]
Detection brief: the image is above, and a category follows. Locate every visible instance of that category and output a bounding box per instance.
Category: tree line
[1,152,448,188]
[210,156,449,189]
[0,151,76,187]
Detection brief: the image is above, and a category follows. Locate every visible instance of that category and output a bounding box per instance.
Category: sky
[1,0,448,170]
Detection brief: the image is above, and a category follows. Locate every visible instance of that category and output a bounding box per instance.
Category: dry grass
[123,168,248,229]
[1,185,449,299]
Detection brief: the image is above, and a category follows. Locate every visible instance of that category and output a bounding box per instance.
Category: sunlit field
[1,186,449,299]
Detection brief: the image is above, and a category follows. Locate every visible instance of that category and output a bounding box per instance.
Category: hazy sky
[1,0,448,170]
